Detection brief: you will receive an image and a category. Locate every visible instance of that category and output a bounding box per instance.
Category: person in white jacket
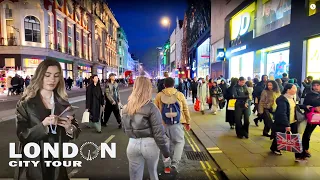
[197,78,209,115]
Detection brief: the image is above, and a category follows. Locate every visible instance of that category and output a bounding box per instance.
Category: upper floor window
[57,0,63,7]
[68,26,72,36]
[309,0,320,16]
[57,20,62,31]
[24,16,41,43]
[5,4,13,19]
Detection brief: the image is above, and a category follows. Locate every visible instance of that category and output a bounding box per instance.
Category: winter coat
[197,83,209,111]
[258,90,280,114]
[15,91,80,180]
[122,101,170,158]
[86,83,104,122]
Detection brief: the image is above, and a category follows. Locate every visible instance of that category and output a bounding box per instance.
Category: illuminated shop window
[307,37,320,79]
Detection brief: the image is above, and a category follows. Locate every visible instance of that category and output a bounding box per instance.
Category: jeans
[162,124,185,168]
[302,123,320,151]
[127,138,160,180]
[262,109,273,135]
[212,97,219,113]
[234,104,250,137]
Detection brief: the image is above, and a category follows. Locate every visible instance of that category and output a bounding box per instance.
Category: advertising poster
[256,0,291,37]
[266,50,289,79]
[230,52,254,79]
[197,38,210,78]
[307,37,320,79]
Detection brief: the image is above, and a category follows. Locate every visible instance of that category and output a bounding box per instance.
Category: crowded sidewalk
[187,98,320,180]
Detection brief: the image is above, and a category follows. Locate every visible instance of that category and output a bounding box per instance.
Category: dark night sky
[107,0,187,58]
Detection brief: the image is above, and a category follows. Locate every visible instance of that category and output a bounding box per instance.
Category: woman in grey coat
[122,76,170,180]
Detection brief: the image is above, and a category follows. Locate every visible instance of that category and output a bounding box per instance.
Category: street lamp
[160,17,171,36]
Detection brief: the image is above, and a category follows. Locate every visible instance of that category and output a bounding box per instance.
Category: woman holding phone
[15,59,81,180]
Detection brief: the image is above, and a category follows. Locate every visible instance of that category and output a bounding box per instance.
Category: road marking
[68,168,80,178]
[207,147,220,150]
[184,129,217,180]
[208,150,223,154]
[93,135,116,154]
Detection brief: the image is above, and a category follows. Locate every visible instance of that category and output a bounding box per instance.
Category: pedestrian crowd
[5,74,31,96]
[176,71,320,163]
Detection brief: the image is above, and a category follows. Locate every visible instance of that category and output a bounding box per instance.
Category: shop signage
[230,2,255,40]
[238,13,250,37]
[217,48,225,61]
[230,45,247,54]
[24,58,43,68]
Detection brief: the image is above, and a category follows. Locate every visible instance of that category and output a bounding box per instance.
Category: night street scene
[0,0,320,179]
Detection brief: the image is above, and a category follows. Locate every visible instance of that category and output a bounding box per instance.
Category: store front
[306,36,320,79]
[78,65,92,78]
[229,51,254,79]
[197,38,210,78]
[58,62,73,79]
[256,42,290,80]
[227,42,290,79]
[23,58,44,77]
[97,68,103,80]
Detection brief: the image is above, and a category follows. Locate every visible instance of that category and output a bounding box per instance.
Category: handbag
[227,99,236,110]
[295,106,306,123]
[276,131,303,153]
[306,107,320,124]
[194,99,200,112]
[82,111,90,123]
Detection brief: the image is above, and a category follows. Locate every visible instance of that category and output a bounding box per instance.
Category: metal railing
[0,37,17,46]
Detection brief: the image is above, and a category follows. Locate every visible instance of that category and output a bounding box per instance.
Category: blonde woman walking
[122,76,170,180]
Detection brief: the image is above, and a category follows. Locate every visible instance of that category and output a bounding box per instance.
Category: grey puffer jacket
[122,101,170,158]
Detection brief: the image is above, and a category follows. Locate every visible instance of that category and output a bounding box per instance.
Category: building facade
[223,0,320,82]
[210,0,245,80]
[169,17,184,78]
[186,0,211,79]
[117,27,129,78]
[0,0,121,86]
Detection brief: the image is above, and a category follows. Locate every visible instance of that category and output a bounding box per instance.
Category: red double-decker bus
[124,70,134,84]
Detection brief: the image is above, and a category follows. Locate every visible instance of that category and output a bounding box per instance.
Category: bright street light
[161,17,170,27]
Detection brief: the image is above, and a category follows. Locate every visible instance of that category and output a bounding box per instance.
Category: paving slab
[186,98,320,180]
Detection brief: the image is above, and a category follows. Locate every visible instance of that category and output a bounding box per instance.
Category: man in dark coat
[190,77,198,104]
[103,73,122,128]
[85,75,104,133]
[233,77,250,139]
[158,72,169,93]
[252,75,268,126]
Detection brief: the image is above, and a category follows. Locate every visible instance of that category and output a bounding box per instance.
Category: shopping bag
[227,99,236,110]
[194,99,200,112]
[276,132,302,153]
[119,103,124,117]
[82,111,90,123]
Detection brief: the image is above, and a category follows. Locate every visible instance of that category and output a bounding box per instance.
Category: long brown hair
[125,76,152,115]
[20,59,67,103]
